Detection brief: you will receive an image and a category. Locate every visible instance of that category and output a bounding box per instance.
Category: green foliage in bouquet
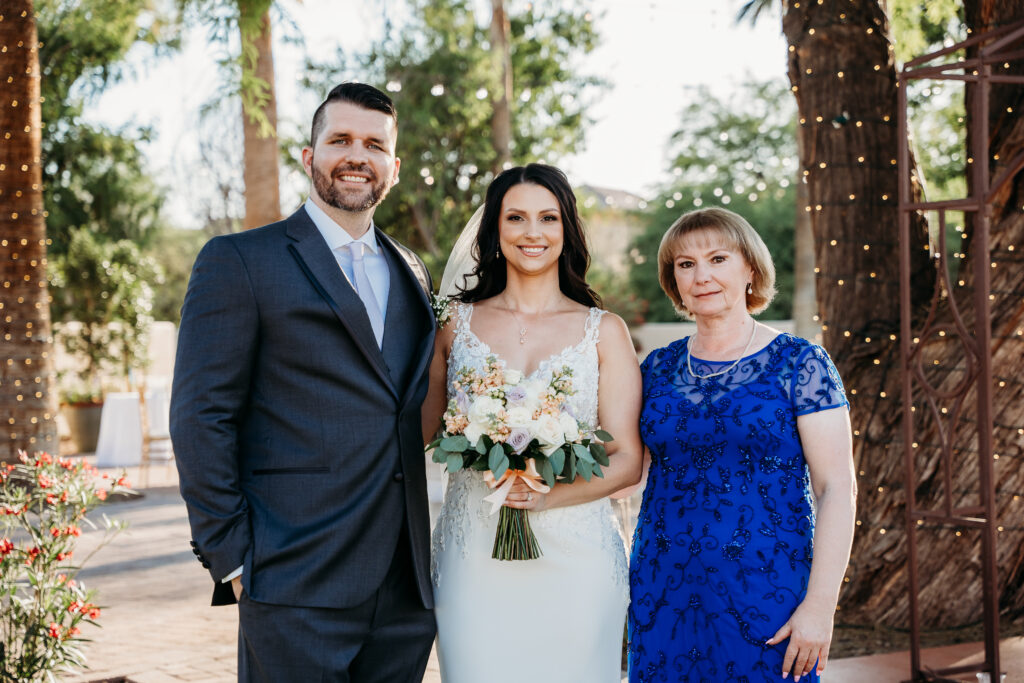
[427,360,615,561]
[0,452,132,682]
[428,428,614,488]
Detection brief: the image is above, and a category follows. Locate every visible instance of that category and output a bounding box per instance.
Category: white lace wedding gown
[431,303,629,683]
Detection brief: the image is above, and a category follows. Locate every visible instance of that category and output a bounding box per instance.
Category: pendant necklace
[503,298,529,344]
[509,308,528,344]
[686,320,758,380]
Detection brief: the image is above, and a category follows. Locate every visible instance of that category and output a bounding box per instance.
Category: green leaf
[441,435,469,452]
[594,429,614,442]
[489,444,509,480]
[431,448,447,464]
[427,437,442,449]
[573,443,594,464]
[475,438,488,454]
[446,453,463,473]
[549,448,565,476]
[539,458,555,488]
[577,458,593,481]
[591,443,609,466]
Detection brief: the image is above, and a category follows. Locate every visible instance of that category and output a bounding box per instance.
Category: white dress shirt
[304,199,390,325]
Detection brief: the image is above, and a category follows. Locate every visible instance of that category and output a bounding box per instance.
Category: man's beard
[311,161,392,212]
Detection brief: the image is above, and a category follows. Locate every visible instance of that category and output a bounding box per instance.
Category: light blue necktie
[345,242,384,348]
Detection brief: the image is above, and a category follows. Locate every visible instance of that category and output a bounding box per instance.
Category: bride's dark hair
[455,163,602,308]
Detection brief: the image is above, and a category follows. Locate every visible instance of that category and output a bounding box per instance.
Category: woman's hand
[502,478,549,512]
[766,595,835,680]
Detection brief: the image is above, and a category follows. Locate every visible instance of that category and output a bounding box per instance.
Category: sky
[86,0,788,227]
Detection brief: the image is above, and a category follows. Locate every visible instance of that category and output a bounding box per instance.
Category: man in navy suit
[170,82,436,682]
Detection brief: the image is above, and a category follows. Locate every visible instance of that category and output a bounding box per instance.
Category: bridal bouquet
[427,355,613,560]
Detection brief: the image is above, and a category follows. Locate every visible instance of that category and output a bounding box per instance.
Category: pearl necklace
[686,321,758,380]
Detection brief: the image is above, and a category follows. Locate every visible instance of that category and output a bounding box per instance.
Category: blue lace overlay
[628,334,848,683]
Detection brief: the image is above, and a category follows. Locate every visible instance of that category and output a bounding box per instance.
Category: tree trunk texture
[0,0,59,459]
[489,0,513,172]
[783,1,940,628]
[792,133,819,340]
[241,8,281,230]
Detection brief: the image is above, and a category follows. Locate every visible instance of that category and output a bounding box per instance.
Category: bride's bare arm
[506,313,643,511]
[421,319,456,446]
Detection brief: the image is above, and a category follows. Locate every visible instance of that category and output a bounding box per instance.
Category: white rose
[468,396,503,424]
[534,414,565,456]
[520,378,545,412]
[505,406,534,427]
[504,368,523,385]
[558,412,580,442]
[464,421,485,446]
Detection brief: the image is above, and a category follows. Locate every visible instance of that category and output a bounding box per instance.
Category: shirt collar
[304,199,379,254]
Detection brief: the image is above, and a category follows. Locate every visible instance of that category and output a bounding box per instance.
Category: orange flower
[47,623,60,638]
[96,489,107,501]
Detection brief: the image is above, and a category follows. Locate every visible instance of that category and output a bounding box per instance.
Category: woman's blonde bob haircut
[657,207,777,319]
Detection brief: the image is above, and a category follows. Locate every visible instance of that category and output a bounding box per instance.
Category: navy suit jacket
[170,207,436,609]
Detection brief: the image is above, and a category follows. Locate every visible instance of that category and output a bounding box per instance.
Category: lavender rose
[505,385,527,405]
[506,427,532,455]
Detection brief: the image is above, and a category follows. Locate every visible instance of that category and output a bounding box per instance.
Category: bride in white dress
[421,164,643,683]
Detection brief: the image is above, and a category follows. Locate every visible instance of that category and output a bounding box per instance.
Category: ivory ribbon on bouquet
[481,458,552,515]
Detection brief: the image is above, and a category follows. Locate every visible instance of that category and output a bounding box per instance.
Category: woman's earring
[496,249,501,259]
[746,282,753,295]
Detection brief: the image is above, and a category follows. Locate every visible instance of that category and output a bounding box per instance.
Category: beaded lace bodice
[431,302,627,587]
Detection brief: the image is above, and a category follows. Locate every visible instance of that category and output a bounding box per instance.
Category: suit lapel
[376,230,436,407]
[285,210,397,397]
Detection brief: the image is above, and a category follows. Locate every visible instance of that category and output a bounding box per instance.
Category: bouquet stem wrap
[482,459,550,561]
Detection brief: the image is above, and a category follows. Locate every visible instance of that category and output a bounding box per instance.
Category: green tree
[36,0,173,257]
[49,229,160,388]
[301,0,602,274]
[629,81,798,322]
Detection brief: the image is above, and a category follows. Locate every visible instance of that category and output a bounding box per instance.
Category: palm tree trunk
[0,0,59,458]
[783,0,936,627]
[240,6,281,230]
[489,0,513,172]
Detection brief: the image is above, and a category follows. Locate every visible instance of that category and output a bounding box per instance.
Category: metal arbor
[897,19,1024,682]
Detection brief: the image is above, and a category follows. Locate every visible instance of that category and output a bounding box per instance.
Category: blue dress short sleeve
[789,344,849,416]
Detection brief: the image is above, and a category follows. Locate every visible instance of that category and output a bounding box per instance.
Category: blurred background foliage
[29,0,972,327]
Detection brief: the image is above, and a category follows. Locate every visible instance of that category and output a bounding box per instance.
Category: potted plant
[49,229,160,453]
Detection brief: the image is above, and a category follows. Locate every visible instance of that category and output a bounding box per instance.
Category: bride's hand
[504,480,548,511]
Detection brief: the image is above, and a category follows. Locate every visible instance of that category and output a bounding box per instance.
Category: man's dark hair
[309,82,398,147]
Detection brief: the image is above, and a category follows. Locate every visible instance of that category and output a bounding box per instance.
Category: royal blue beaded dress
[628,333,848,683]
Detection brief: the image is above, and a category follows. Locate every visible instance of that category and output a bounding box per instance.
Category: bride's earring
[496,249,502,259]
[746,282,753,295]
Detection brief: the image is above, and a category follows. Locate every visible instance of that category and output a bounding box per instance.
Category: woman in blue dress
[628,207,856,683]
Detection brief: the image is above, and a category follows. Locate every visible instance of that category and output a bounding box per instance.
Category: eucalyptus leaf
[577,458,593,481]
[594,429,614,442]
[441,435,470,452]
[431,448,447,464]
[446,453,463,473]
[489,444,509,480]
[591,443,609,466]
[573,443,595,464]
[539,458,555,488]
[549,448,565,476]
